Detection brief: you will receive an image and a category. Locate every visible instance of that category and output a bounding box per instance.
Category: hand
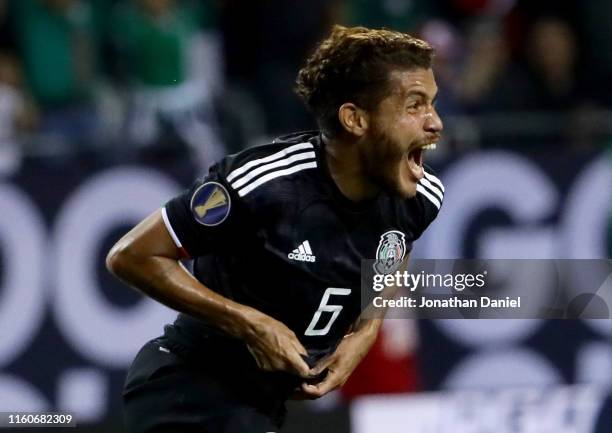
[294,329,377,399]
[241,310,312,378]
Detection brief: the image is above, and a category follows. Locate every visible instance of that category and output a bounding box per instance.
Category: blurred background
[0,0,610,432]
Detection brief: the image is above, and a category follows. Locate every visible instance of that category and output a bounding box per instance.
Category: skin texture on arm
[106,209,312,377]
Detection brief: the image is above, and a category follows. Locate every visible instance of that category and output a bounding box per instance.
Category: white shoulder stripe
[237,161,317,197]
[416,184,441,209]
[161,207,183,248]
[423,171,444,192]
[226,142,313,182]
[419,178,443,201]
[230,151,315,189]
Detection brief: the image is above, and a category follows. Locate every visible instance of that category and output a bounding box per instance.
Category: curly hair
[296,25,434,136]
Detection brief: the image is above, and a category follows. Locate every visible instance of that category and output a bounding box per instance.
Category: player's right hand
[241,310,312,378]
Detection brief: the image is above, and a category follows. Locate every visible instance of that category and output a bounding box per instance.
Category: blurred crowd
[0,0,611,176]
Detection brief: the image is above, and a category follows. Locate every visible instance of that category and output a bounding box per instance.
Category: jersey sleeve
[162,162,248,258]
[413,167,445,239]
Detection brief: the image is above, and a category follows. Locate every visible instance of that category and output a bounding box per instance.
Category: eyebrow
[405,89,439,103]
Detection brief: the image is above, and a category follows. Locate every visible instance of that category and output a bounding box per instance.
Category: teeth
[422,143,437,150]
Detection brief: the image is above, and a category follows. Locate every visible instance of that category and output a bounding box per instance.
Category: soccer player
[107,25,444,433]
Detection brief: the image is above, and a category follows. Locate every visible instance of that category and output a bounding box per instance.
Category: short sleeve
[162,163,248,258]
[413,167,445,239]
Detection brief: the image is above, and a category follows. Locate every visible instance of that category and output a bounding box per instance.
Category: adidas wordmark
[288,240,316,262]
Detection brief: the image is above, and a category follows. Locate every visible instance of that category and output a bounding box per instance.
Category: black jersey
[162,131,444,363]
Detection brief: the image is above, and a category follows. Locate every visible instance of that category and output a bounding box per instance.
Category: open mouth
[405,142,437,181]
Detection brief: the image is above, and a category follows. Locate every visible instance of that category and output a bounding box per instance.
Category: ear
[338,103,369,137]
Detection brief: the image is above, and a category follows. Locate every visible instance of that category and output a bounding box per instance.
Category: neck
[323,134,380,202]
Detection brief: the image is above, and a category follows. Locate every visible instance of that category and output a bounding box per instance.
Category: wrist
[224,303,260,341]
[342,321,379,357]
[350,319,381,340]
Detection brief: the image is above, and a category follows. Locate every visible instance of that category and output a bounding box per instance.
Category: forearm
[349,316,382,340]
[348,255,411,339]
[107,210,313,377]
[107,251,257,340]
[343,292,405,367]
[332,317,382,371]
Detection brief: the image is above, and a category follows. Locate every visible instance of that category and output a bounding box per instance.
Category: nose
[424,107,443,134]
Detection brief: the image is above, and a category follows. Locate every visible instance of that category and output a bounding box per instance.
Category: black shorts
[122,337,291,433]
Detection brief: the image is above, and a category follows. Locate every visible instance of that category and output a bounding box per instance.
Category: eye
[406,101,423,112]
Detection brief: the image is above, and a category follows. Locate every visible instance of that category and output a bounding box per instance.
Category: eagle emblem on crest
[374,230,406,275]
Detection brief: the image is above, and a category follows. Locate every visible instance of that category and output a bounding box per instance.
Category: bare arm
[106,209,312,377]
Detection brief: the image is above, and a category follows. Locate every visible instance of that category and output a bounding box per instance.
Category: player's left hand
[294,329,376,400]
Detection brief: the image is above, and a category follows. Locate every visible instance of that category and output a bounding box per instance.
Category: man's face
[360,68,442,199]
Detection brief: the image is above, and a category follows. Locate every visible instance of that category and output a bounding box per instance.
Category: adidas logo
[288,240,316,262]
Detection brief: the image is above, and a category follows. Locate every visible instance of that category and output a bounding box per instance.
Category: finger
[247,346,270,371]
[300,382,323,399]
[282,329,308,355]
[246,345,263,366]
[256,355,271,371]
[287,351,312,378]
[291,338,309,357]
[302,370,341,397]
[310,355,335,376]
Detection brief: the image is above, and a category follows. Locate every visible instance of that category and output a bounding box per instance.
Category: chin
[398,184,418,199]
[388,180,417,199]
[379,167,418,199]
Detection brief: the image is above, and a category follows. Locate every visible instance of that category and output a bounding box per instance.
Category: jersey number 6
[304,287,351,336]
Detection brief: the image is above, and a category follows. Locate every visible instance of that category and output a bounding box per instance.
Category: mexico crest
[374,230,406,275]
[190,181,231,226]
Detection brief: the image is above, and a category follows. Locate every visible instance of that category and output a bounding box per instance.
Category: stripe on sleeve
[419,178,444,201]
[230,151,316,189]
[226,142,313,183]
[237,161,317,197]
[416,184,441,209]
[161,207,190,258]
[423,171,444,192]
